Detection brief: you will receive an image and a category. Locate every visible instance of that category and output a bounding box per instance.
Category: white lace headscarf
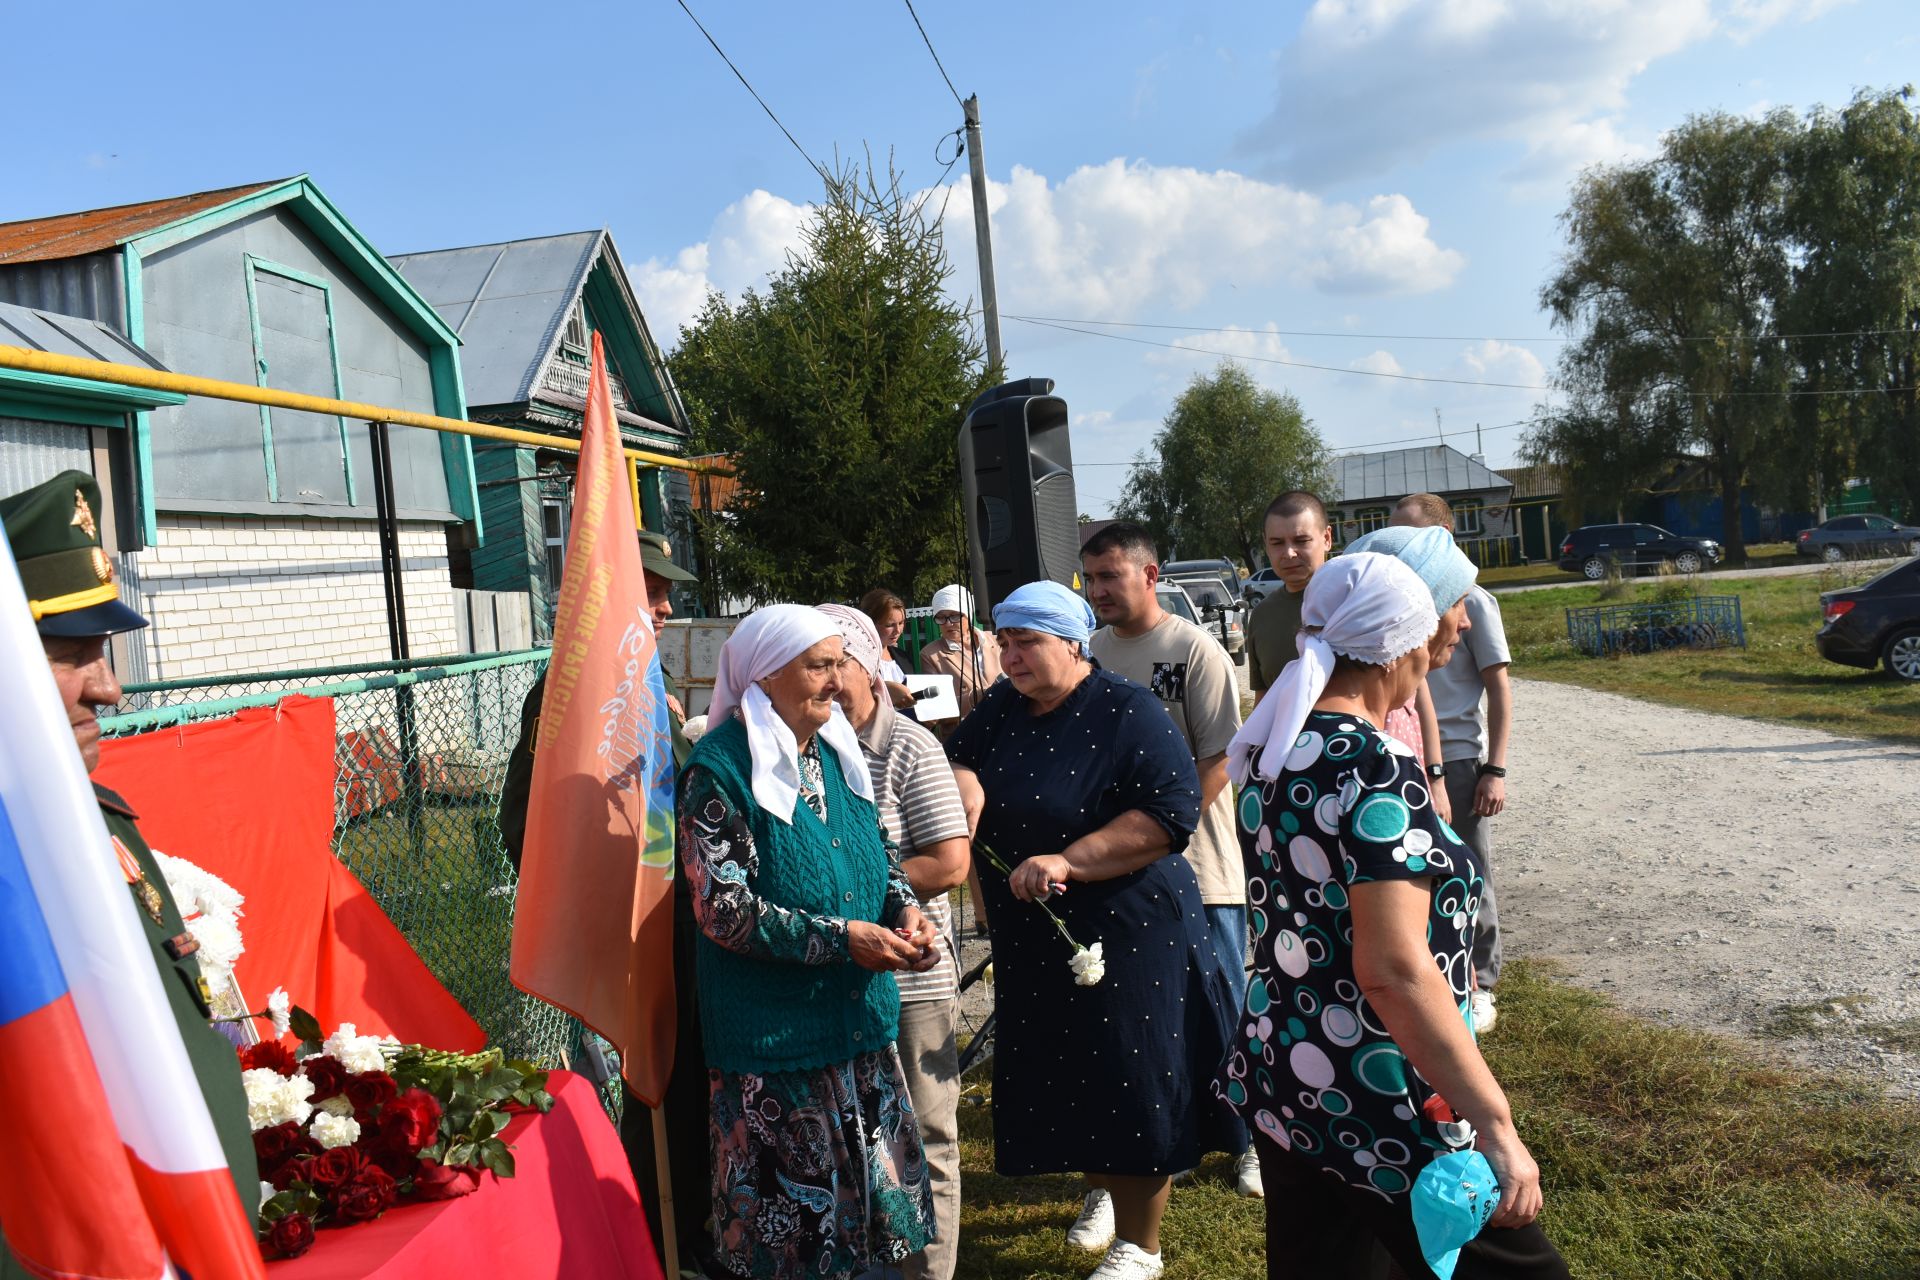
[1226,553,1437,785]
[708,604,875,822]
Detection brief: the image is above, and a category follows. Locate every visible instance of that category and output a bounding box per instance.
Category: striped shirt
[856,698,971,1002]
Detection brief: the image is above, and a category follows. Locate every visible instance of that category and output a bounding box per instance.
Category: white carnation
[153,851,246,992]
[267,988,291,1037]
[1069,941,1106,987]
[243,1067,316,1128]
[309,1110,362,1150]
[318,1095,355,1118]
[680,714,709,743]
[321,1022,390,1075]
[260,1180,278,1211]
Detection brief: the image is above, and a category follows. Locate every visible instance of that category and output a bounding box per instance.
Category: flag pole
[652,1107,680,1275]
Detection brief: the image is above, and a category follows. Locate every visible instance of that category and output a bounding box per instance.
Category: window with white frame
[1454,499,1484,536]
[1357,507,1391,535]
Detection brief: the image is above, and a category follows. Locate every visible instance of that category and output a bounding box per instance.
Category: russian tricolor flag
[0,528,263,1280]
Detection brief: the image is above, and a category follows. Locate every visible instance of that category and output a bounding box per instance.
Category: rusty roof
[0,179,291,265]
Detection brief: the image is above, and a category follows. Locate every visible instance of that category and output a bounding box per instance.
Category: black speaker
[958,377,1080,614]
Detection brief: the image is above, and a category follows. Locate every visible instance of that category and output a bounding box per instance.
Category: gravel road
[1497,677,1920,1094]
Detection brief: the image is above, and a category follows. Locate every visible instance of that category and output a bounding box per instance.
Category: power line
[902,0,965,107]
[1016,315,1915,397]
[674,0,830,184]
[1005,312,1920,347]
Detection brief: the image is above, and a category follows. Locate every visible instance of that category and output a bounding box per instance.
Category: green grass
[954,960,1920,1280]
[1498,568,1920,745]
[1476,542,1804,591]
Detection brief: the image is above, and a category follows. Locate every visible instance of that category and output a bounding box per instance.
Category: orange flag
[510,333,677,1104]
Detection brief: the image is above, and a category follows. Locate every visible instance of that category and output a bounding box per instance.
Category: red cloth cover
[94,696,484,1051]
[273,1071,661,1279]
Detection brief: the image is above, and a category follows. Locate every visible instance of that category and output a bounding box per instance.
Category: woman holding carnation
[1216,553,1566,1280]
[678,605,938,1280]
[944,580,1236,1280]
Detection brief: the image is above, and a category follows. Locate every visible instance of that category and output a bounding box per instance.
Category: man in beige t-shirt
[1081,521,1261,1199]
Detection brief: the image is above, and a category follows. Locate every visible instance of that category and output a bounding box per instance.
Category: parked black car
[1160,557,1241,598]
[1795,513,1920,563]
[1817,555,1920,682]
[1558,523,1724,579]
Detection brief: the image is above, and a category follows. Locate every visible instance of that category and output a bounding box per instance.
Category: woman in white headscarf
[1215,556,1566,1280]
[678,605,939,1280]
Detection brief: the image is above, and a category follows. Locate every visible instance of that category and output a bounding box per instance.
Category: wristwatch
[1477,763,1507,778]
[1425,763,1446,780]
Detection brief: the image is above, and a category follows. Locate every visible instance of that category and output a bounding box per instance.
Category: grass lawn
[1496,566,1920,745]
[953,960,1920,1280]
[1476,543,1805,591]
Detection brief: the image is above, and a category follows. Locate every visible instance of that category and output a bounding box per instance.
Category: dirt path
[1498,677,1920,1094]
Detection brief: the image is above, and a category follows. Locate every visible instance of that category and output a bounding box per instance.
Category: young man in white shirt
[1080,521,1261,1199]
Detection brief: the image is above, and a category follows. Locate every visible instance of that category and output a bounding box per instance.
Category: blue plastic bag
[1410,1150,1502,1280]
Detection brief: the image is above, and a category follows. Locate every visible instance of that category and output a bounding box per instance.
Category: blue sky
[5,0,1910,514]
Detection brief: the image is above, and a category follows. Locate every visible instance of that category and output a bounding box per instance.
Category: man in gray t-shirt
[1395,495,1512,1035]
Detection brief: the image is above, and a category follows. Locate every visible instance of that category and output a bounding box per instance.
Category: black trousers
[1255,1134,1569,1280]
[620,876,715,1274]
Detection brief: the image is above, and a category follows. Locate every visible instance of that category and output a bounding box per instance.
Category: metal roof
[390,232,602,410]
[1335,445,1512,505]
[0,180,288,265]
[0,299,169,370]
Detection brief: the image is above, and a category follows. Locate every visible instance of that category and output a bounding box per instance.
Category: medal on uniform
[112,834,166,925]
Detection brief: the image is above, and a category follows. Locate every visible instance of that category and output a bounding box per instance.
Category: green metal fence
[100,650,620,1115]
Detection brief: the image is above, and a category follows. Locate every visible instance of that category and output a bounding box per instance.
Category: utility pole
[963,94,1003,370]
[1434,408,1444,447]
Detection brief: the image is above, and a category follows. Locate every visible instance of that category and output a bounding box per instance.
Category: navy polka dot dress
[947,667,1239,1176]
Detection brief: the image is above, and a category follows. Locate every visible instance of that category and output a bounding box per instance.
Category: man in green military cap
[0,471,260,1275]
[495,527,712,1275]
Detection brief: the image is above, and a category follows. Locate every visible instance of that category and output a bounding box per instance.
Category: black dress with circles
[946,667,1239,1175]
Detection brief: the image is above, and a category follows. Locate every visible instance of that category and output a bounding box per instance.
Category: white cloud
[632,160,1466,349]
[1352,349,1403,376]
[1451,339,1550,389]
[1145,325,1298,367]
[630,190,809,344]
[940,161,1464,318]
[1242,0,1846,190]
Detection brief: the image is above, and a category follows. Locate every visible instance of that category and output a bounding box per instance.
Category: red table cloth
[273,1069,660,1279]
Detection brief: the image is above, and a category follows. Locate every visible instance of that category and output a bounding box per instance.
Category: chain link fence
[103,650,622,1118]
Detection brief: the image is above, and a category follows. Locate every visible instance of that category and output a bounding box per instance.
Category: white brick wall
[130,515,461,681]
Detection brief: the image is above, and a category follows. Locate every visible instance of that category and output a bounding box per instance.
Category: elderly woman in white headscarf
[1215,555,1567,1280]
[678,604,939,1280]
[918,583,1003,733]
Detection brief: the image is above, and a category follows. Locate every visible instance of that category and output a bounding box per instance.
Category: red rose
[238,1041,298,1075]
[270,1150,321,1191]
[344,1070,398,1115]
[306,1144,366,1191]
[409,1158,481,1201]
[264,1211,316,1259]
[380,1088,443,1154]
[251,1122,303,1167]
[369,1145,421,1181]
[330,1166,397,1224]
[301,1055,349,1100]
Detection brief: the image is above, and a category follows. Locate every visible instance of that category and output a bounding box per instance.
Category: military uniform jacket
[95,784,261,1218]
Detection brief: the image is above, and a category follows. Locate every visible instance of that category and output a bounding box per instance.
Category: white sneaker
[1234,1147,1264,1198]
[1471,990,1498,1035]
[1088,1240,1164,1280]
[1066,1189,1115,1251]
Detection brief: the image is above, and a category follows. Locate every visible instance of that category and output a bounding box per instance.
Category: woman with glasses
[918,583,1003,735]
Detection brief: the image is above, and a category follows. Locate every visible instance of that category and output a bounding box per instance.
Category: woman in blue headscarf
[945,581,1237,1280]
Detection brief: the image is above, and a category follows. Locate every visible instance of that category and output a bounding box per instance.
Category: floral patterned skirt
[708,1047,933,1280]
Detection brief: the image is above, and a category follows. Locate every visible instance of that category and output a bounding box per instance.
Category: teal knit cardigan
[682,717,901,1074]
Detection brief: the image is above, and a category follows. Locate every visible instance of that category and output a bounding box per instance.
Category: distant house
[1330,445,1518,564]
[0,177,478,681]
[391,232,694,637]
[1495,464,1569,562]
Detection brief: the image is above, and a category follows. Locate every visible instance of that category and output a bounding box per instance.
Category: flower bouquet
[239,1002,554,1261]
[977,844,1105,986]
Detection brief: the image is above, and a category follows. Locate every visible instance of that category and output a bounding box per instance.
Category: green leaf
[446,1141,476,1166]
[479,1138,515,1178]
[288,1005,325,1044]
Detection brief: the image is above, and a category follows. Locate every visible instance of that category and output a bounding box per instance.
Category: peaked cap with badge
[0,469,149,637]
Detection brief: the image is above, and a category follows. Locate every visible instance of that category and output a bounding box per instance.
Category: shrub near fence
[100,650,622,1113]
